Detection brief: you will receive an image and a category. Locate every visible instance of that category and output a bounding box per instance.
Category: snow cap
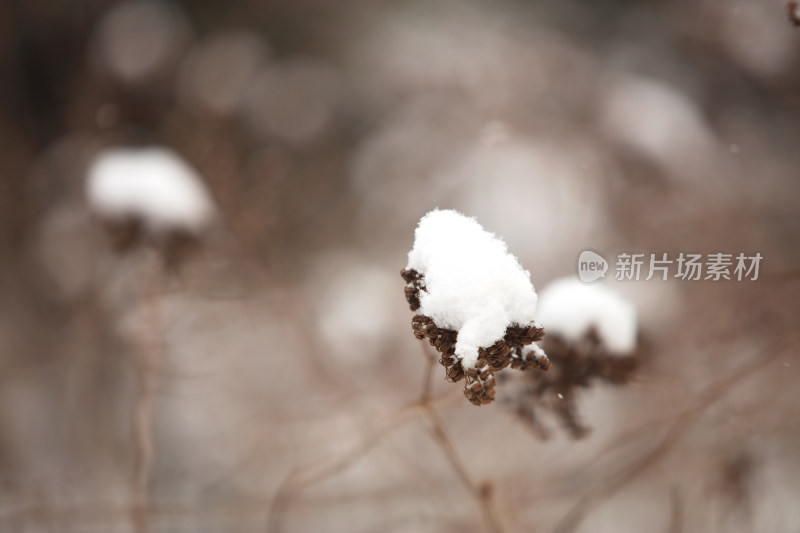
[536,277,637,355]
[86,147,215,233]
[406,209,539,369]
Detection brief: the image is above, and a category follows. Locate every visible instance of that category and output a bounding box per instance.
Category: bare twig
[418,342,504,533]
[265,403,428,533]
[263,383,465,532]
[667,486,683,533]
[265,341,505,533]
[421,348,435,405]
[131,265,164,533]
[552,337,798,533]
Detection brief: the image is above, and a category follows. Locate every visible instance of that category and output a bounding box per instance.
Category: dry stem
[131,265,163,533]
[551,337,798,533]
[418,342,504,533]
[265,341,506,533]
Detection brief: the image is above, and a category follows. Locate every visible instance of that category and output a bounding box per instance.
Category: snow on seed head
[536,277,637,355]
[406,209,539,369]
[86,147,216,235]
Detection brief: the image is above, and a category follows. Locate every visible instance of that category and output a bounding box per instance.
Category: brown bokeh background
[1,0,799,531]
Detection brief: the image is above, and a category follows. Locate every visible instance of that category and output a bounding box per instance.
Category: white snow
[86,147,215,233]
[536,277,637,355]
[522,343,548,361]
[406,209,539,369]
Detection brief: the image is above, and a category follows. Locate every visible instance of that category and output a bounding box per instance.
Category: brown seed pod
[503,328,641,438]
[788,1,800,26]
[403,268,549,405]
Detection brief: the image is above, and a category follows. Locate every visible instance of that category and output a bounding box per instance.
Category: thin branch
[420,346,435,404]
[552,337,798,533]
[667,486,682,533]
[418,342,504,533]
[265,340,505,533]
[421,405,503,533]
[265,402,429,532]
[131,265,163,533]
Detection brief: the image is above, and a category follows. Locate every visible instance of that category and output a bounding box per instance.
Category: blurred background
[1,0,799,531]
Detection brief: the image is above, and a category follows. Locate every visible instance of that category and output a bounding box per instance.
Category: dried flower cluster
[402,268,550,405]
[86,147,215,265]
[102,217,201,266]
[788,0,800,26]
[504,328,639,438]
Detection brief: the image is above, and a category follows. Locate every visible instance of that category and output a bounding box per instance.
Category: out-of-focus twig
[418,343,504,533]
[552,337,798,533]
[131,265,164,533]
[265,342,500,533]
[667,486,683,533]
[265,400,435,532]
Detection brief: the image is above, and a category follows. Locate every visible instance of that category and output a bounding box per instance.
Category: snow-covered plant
[84,146,218,522]
[86,146,216,261]
[537,277,637,355]
[505,277,640,438]
[402,209,550,405]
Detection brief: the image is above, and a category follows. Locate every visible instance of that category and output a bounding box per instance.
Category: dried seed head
[95,212,202,269]
[503,328,641,439]
[464,366,496,406]
[103,216,144,253]
[510,345,552,372]
[789,1,800,26]
[86,147,215,267]
[401,267,424,311]
[404,210,541,370]
[405,268,549,405]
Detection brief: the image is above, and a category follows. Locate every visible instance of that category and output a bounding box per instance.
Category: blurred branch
[265,342,504,533]
[667,486,683,533]
[418,343,504,533]
[265,398,435,532]
[552,336,799,533]
[131,266,165,533]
